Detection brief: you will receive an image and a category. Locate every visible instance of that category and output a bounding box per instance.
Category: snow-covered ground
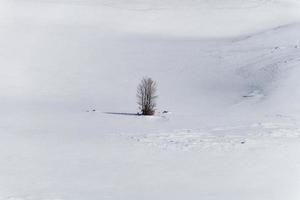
[1,0,300,199]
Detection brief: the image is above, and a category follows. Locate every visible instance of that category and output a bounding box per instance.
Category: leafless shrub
[137,77,158,115]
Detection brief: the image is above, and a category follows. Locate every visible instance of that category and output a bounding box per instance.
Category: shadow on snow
[103,112,139,116]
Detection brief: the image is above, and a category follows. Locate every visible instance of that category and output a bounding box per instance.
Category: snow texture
[1,0,300,199]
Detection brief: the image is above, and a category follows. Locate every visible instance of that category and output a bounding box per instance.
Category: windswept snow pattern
[1,0,300,200]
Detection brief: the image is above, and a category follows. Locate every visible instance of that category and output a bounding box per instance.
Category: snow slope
[1,0,300,37]
[1,0,300,200]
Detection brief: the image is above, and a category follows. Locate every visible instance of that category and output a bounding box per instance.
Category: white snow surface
[1,0,300,199]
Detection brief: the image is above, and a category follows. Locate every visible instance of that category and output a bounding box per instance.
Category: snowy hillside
[2,0,300,37]
[1,0,300,200]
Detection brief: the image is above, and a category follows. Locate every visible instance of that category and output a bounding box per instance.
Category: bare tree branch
[137,77,157,115]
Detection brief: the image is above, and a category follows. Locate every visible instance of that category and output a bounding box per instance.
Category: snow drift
[1,0,300,200]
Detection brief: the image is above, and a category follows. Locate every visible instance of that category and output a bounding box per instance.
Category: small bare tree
[137,77,158,115]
